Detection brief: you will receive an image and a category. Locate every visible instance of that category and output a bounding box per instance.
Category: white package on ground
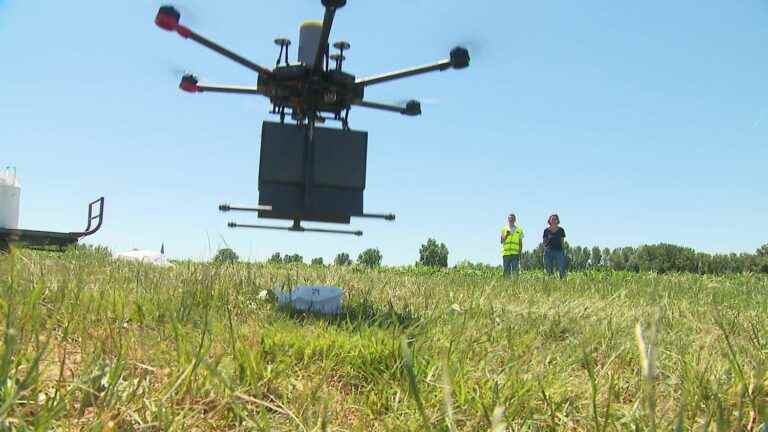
[115,250,173,267]
[0,167,21,229]
[274,285,343,315]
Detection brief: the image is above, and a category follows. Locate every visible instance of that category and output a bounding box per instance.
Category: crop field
[1,247,768,431]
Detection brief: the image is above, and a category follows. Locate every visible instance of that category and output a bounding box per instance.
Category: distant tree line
[251,241,768,275]
[263,248,383,268]
[267,252,304,264]
[260,238,451,269]
[519,242,768,274]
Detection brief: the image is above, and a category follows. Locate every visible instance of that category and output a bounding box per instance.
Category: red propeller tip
[155,6,180,31]
[179,75,199,93]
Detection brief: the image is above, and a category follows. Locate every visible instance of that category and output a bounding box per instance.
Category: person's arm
[519,231,524,253]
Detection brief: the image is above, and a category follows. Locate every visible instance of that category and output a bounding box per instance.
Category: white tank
[298,20,323,66]
[0,167,20,229]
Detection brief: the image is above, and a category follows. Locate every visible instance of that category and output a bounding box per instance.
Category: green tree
[357,248,383,268]
[213,248,239,264]
[311,257,324,266]
[334,253,352,266]
[520,243,545,271]
[757,244,768,257]
[267,252,282,264]
[609,247,637,271]
[590,246,602,268]
[283,254,303,264]
[742,253,768,273]
[455,260,499,275]
[694,252,712,274]
[634,243,696,273]
[602,248,611,268]
[567,244,590,271]
[418,239,449,268]
[609,248,623,270]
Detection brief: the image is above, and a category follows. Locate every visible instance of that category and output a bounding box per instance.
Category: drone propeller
[152,0,198,26]
[168,66,188,77]
[162,66,205,91]
[179,74,199,92]
[167,66,203,81]
[392,97,440,107]
[450,36,486,62]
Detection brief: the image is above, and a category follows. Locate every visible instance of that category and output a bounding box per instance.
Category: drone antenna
[284,44,291,65]
[330,53,345,70]
[274,38,291,66]
[332,41,350,70]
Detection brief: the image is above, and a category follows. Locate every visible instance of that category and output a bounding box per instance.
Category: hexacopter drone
[155,0,470,236]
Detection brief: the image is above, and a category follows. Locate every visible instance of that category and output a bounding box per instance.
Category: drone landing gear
[219,204,395,236]
[229,220,363,236]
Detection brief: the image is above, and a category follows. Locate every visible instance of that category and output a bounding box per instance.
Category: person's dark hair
[548,214,560,225]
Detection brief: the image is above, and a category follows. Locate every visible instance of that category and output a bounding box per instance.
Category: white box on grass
[274,285,343,315]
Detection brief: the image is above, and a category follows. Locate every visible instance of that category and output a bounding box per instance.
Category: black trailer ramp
[0,197,104,253]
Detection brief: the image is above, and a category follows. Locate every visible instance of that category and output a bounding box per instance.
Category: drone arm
[352,100,421,116]
[197,84,262,95]
[178,75,263,95]
[155,7,272,76]
[356,61,450,87]
[352,100,404,113]
[355,47,470,88]
[182,30,272,76]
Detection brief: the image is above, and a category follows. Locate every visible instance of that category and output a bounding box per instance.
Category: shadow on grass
[274,300,420,331]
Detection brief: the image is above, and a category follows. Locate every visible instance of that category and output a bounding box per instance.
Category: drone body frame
[155,0,470,235]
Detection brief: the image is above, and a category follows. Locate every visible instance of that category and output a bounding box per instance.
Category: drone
[155,0,470,236]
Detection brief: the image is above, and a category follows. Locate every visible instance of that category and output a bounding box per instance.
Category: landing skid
[220,203,394,236]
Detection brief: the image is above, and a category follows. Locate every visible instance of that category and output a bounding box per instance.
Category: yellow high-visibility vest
[502,226,523,256]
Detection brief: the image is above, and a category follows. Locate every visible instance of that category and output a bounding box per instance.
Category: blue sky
[1,0,767,265]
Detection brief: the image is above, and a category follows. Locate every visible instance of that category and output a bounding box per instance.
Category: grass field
[1,247,767,431]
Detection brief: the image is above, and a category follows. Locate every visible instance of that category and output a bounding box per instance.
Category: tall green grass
[1,247,767,431]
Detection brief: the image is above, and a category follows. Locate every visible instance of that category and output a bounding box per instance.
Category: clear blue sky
[2,0,767,265]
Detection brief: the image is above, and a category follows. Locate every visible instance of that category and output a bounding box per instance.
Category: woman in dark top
[543,214,567,279]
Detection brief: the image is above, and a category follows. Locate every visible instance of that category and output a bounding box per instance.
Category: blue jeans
[544,249,567,279]
[503,254,520,276]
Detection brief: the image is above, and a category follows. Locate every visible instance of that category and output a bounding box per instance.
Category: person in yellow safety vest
[501,213,524,276]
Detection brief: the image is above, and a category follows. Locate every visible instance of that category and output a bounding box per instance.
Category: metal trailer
[0,197,104,253]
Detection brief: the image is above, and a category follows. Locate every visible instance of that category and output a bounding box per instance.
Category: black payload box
[257,121,368,224]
